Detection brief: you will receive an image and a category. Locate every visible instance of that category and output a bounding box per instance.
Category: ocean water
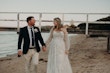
[0,31,76,58]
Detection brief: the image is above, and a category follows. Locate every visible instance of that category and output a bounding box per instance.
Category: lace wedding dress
[46,27,73,73]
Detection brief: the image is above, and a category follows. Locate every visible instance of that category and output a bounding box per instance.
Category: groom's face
[28,18,36,26]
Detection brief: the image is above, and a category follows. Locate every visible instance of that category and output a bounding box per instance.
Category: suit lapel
[25,26,30,40]
[33,27,37,37]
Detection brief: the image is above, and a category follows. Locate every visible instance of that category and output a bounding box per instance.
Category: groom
[18,16,46,73]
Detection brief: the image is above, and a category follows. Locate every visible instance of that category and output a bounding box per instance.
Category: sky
[0,0,110,27]
[0,0,110,13]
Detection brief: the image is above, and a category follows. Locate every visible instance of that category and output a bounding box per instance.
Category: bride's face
[54,20,58,26]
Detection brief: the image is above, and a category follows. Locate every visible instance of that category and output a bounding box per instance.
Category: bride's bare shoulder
[61,27,68,34]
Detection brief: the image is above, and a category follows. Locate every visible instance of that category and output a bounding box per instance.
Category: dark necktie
[30,28,34,46]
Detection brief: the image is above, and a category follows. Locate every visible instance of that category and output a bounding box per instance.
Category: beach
[0,34,110,73]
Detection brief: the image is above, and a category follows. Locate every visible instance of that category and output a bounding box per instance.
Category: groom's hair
[26,16,34,23]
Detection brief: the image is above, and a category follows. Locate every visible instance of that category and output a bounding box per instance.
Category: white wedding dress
[46,27,73,73]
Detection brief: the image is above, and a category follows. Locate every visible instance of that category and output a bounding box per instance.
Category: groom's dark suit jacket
[18,26,45,54]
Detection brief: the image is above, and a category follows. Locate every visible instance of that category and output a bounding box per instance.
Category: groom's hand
[42,46,46,52]
[18,50,22,57]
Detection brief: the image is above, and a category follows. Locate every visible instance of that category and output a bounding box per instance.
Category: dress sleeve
[46,27,54,47]
[63,28,70,50]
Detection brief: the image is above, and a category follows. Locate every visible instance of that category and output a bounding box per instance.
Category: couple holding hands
[18,16,72,73]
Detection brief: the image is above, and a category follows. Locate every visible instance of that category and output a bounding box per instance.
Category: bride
[46,17,73,73]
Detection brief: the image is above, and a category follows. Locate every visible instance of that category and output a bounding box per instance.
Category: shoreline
[0,32,77,58]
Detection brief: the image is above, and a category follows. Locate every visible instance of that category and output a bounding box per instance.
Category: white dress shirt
[27,25,35,48]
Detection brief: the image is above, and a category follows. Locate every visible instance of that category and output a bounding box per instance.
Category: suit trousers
[24,49,39,73]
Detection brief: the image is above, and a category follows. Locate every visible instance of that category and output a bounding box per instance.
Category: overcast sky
[0,0,110,27]
[0,0,110,13]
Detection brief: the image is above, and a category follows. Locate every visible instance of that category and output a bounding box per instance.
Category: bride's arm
[63,28,70,50]
[46,27,54,47]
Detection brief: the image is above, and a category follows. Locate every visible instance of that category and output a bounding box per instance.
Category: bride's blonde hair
[53,17,63,30]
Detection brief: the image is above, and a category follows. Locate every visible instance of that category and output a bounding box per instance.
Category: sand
[0,34,110,73]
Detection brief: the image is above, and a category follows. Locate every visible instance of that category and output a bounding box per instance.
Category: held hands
[42,46,46,52]
[65,50,69,55]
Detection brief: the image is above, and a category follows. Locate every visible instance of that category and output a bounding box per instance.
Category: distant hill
[0,27,17,31]
[41,26,53,32]
[78,16,110,30]
[97,16,110,21]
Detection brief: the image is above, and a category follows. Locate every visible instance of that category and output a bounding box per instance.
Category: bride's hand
[65,50,69,55]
